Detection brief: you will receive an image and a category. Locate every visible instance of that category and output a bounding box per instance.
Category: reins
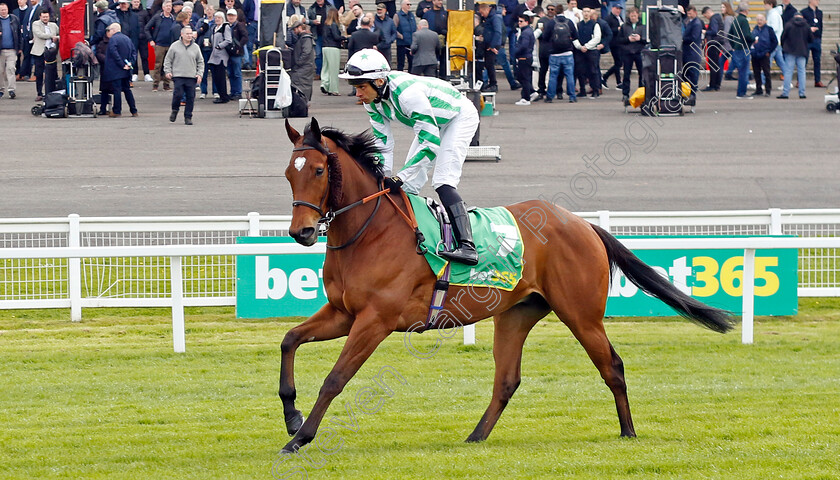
[291,144,426,253]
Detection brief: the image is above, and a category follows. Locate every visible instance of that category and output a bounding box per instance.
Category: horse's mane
[309,127,385,181]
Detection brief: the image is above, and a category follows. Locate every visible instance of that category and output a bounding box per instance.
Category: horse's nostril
[300,227,316,239]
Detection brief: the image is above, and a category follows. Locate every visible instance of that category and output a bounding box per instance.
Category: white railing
[2,236,838,351]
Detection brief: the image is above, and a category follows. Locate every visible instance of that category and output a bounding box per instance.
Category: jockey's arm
[366,106,396,176]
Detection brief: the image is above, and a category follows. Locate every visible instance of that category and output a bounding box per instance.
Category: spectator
[226,8,246,99]
[345,3,364,35]
[113,0,141,84]
[196,3,216,98]
[477,0,502,92]
[380,0,396,19]
[415,0,432,19]
[0,3,21,99]
[573,7,600,98]
[544,6,578,102]
[307,0,328,76]
[340,0,360,31]
[374,3,396,66]
[780,0,797,25]
[289,17,315,101]
[701,6,723,91]
[165,24,203,124]
[146,0,177,91]
[602,3,623,90]
[131,0,154,82]
[95,25,112,114]
[393,0,415,72]
[208,10,231,103]
[347,12,379,59]
[319,7,342,95]
[778,12,812,99]
[91,0,119,52]
[30,9,57,100]
[534,3,557,100]
[681,5,701,97]
[284,0,307,38]
[729,3,754,99]
[764,0,786,82]
[242,0,258,69]
[590,9,610,93]
[799,0,823,87]
[410,18,438,77]
[720,1,736,81]
[618,6,644,102]
[12,0,37,82]
[750,13,777,96]
[103,23,139,117]
[422,0,446,78]
[513,13,536,105]
[564,0,582,25]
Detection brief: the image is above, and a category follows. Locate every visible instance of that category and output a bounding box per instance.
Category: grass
[1,300,839,479]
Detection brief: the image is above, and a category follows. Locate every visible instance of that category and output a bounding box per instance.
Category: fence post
[769,208,782,235]
[170,256,186,353]
[463,323,475,345]
[248,212,260,237]
[598,210,611,232]
[742,248,756,345]
[68,214,82,322]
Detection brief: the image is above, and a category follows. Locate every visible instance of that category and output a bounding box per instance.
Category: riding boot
[440,201,479,266]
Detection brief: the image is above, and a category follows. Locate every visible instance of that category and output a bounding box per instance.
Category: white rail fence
[1,208,838,350]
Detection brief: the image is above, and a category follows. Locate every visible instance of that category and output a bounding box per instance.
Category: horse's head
[285,118,342,246]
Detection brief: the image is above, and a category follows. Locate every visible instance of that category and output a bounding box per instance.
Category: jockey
[338,48,481,266]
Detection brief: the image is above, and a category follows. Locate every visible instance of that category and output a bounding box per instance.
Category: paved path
[1,75,836,218]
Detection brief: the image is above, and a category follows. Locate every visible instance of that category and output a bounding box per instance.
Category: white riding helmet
[339,49,391,82]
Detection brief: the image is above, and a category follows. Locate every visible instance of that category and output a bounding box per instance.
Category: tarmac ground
[0,72,837,218]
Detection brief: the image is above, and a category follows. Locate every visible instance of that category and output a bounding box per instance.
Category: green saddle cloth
[407,194,525,291]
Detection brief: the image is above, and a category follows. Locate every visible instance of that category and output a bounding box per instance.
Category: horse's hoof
[285,411,305,436]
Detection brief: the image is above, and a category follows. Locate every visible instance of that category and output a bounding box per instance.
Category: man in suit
[102,23,139,117]
[410,18,439,77]
[30,9,56,99]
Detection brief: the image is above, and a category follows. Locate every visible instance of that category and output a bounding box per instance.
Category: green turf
[1,300,839,479]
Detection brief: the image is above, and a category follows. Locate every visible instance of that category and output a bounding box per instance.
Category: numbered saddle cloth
[407,194,524,291]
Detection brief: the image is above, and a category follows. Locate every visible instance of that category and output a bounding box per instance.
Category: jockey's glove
[383,176,403,194]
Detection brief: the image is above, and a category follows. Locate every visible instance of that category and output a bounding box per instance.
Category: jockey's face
[354,80,383,104]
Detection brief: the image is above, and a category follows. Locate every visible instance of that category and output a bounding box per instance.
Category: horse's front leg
[282,311,394,453]
[280,303,353,436]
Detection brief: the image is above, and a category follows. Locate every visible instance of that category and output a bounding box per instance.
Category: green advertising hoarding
[236,237,327,319]
[236,236,798,319]
[605,236,798,316]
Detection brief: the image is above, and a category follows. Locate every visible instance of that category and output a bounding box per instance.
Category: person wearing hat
[339,48,481,265]
[373,3,396,66]
[225,7,247,99]
[728,3,754,98]
[91,0,119,53]
[289,16,315,100]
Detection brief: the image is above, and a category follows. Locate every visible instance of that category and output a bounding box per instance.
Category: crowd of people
[0,0,830,114]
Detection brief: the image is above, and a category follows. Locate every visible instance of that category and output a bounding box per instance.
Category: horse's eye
[315,168,325,177]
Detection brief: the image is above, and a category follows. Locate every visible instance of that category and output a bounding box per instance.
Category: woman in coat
[289,18,315,101]
[207,10,231,103]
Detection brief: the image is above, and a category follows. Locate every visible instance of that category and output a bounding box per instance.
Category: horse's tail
[591,224,735,333]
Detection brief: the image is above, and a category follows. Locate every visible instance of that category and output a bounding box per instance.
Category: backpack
[287,86,308,118]
[225,24,243,56]
[550,19,573,52]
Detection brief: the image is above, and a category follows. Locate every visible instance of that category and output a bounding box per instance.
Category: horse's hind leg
[466,294,550,443]
[558,309,636,438]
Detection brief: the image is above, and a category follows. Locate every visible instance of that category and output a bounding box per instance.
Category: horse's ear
[309,117,322,141]
[285,119,301,144]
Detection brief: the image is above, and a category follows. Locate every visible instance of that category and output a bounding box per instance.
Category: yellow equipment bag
[447,10,474,72]
[629,87,645,108]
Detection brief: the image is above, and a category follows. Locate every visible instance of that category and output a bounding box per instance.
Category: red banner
[59,0,87,61]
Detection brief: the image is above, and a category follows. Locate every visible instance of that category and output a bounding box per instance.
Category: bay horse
[279,118,733,453]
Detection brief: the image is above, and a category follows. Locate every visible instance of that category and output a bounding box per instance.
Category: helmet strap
[373,80,389,103]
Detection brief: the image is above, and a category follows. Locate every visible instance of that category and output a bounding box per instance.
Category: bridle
[290,143,426,253]
[291,144,385,250]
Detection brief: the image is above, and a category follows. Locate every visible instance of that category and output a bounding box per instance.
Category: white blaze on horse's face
[294,157,307,171]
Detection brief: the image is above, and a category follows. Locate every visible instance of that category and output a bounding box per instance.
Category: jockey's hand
[383,176,403,194]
